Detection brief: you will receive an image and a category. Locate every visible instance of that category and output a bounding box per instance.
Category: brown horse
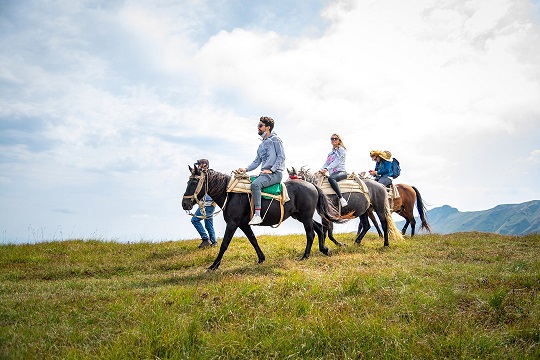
[369,183,431,236]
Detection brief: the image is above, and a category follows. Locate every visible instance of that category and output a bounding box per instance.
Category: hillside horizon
[395,199,540,236]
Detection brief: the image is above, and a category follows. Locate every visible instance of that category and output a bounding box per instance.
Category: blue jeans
[191,205,216,243]
[377,176,393,187]
[251,171,283,209]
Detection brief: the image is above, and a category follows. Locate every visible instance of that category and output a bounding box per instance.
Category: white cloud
[528,149,540,162]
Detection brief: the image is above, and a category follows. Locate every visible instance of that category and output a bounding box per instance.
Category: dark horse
[368,183,431,236]
[181,166,347,270]
[292,167,403,247]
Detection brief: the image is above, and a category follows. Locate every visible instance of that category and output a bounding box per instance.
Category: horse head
[287,167,300,179]
[181,165,207,211]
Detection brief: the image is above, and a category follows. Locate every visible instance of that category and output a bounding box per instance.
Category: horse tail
[384,193,404,242]
[314,184,352,224]
[412,186,432,233]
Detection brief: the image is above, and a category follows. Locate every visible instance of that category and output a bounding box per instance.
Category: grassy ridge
[1,232,539,359]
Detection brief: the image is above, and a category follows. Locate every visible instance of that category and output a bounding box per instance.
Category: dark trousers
[327,171,347,197]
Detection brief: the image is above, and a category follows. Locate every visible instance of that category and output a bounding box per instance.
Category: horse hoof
[258,258,265,264]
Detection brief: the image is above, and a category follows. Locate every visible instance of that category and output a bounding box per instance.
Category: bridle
[182,169,225,219]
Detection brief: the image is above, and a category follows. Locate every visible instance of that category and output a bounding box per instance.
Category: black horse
[294,167,403,247]
[181,166,347,270]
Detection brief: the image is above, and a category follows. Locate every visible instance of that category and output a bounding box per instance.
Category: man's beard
[258,130,265,136]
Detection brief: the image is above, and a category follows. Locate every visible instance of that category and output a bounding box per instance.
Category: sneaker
[198,239,212,248]
[210,241,218,247]
[339,197,348,207]
[248,214,263,225]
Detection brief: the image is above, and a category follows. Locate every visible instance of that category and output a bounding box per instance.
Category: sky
[1,0,540,244]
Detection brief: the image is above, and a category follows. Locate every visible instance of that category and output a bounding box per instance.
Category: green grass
[1,232,539,359]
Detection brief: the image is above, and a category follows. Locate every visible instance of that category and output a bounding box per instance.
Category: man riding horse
[237,116,285,226]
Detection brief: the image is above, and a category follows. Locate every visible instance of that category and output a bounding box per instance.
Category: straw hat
[369,150,380,158]
[370,150,392,161]
[379,150,392,162]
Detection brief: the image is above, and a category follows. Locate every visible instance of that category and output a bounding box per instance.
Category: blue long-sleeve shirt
[246,132,286,173]
[321,146,347,174]
[375,159,393,177]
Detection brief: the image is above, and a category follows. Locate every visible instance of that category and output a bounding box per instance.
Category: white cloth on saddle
[390,184,400,199]
[316,173,369,196]
[226,175,290,203]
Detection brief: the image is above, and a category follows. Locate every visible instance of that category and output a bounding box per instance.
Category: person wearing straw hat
[191,159,217,248]
[369,150,394,187]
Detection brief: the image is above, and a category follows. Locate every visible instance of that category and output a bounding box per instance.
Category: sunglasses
[330,137,339,140]
[258,123,266,128]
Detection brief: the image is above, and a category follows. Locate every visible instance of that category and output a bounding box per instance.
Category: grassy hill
[1,232,539,359]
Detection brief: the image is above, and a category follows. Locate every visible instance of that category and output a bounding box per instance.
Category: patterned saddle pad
[315,173,369,197]
[227,175,290,202]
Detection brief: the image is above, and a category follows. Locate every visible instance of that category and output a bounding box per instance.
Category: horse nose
[181,198,193,210]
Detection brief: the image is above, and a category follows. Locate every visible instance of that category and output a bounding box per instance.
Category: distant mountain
[395,200,540,235]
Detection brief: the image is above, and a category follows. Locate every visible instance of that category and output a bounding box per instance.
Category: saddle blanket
[316,174,369,197]
[227,176,290,202]
[388,184,400,199]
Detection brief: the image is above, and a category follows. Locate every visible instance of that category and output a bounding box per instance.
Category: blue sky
[1,0,539,243]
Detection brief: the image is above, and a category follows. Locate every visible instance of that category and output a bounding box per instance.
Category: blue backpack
[391,158,401,178]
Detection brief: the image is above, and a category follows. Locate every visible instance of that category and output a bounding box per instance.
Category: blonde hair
[332,134,347,150]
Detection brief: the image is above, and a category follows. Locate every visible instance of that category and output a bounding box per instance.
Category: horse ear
[188,165,193,173]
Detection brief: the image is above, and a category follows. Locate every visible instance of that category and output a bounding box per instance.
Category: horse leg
[312,219,331,256]
[300,217,316,260]
[355,213,370,245]
[401,219,410,235]
[325,219,346,247]
[369,209,383,237]
[208,222,239,271]
[378,211,389,247]
[239,223,266,263]
[410,216,416,237]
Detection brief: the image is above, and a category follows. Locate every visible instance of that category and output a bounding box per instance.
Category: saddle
[226,171,289,227]
[314,173,371,205]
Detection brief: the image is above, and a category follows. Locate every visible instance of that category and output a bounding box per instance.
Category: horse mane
[298,166,318,184]
[206,169,230,197]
